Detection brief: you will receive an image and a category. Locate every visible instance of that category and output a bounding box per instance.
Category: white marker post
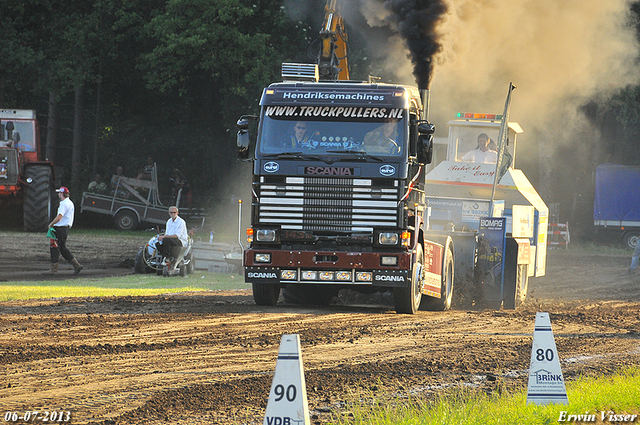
[263,334,310,425]
[526,312,569,405]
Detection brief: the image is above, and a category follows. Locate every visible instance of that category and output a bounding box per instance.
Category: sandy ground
[0,231,639,424]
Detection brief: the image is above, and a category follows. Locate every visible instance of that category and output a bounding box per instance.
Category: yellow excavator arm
[318,0,350,81]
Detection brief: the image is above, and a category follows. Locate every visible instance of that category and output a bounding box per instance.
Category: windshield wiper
[325,150,385,162]
[262,152,324,161]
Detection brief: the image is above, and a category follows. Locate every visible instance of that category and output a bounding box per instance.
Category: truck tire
[114,209,139,231]
[623,231,640,249]
[393,244,424,314]
[420,245,454,311]
[282,285,336,306]
[252,282,280,306]
[503,264,528,310]
[23,166,53,232]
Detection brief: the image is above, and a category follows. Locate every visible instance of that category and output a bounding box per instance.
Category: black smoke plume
[384,0,448,89]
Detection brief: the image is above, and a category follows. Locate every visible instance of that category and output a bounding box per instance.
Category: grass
[0,272,250,302]
[330,367,640,424]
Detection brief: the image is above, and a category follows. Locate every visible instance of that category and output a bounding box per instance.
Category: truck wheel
[282,285,336,306]
[623,232,640,249]
[503,264,528,310]
[23,166,53,232]
[114,209,139,231]
[393,244,424,314]
[421,245,454,311]
[252,282,280,306]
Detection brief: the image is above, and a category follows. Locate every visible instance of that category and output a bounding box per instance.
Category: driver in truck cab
[461,133,497,164]
[364,120,400,153]
[289,121,319,148]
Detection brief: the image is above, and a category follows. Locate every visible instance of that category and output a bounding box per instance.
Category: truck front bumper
[244,248,411,287]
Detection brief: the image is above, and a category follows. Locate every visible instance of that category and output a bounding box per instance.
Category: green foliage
[4,0,637,199]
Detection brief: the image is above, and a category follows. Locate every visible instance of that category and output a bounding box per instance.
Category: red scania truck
[236,64,452,314]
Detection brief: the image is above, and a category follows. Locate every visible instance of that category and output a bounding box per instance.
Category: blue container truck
[593,163,640,248]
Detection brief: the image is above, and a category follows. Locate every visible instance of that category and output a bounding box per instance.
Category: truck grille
[256,177,400,232]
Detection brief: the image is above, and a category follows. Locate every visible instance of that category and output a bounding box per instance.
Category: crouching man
[48,186,83,274]
[156,206,188,269]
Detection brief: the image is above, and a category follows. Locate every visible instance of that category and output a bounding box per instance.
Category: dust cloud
[355,0,639,130]
[275,0,639,221]
[350,0,640,211]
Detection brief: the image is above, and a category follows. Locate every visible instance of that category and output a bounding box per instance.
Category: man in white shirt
[156,206,188,263]
[48,186,83,274]
[461,133,497,164]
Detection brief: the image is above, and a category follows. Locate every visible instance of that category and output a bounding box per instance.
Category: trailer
[593,163,640,248]
[81,169,168,230]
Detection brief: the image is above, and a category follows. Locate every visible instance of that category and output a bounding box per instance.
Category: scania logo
[264,162,279,173]
[374,275,405,282]
[305,166,353,175]
[379,164,395,176]
[247,272,278,279]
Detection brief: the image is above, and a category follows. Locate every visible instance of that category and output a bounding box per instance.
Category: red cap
[55,186,70,194]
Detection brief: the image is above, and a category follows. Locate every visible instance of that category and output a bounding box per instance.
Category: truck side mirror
[417,122,435,164]
[5,121,14,140]
[418,135,433,164]
[236,116,254,160]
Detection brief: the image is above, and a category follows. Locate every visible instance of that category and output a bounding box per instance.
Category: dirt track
[1,232,639,424]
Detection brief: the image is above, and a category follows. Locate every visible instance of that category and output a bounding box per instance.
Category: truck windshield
[257,115,407,157]
[1,120,36,152]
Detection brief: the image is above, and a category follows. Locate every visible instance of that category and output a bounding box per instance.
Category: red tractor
[1,109,55,232]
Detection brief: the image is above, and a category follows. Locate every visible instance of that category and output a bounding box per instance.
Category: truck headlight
[356,272,372,282]
[281,270,297,280]
[336,271,351,281]
[380,256,398,266]
[301,271,317,280]
[256,229,277,242]
[378,232,399,245]
[254,253,272,263]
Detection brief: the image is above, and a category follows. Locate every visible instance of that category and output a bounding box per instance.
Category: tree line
[1,0,317,201]
[2,0,640,214]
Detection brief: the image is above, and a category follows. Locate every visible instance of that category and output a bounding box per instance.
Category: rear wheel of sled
[252,282,280,306]
[503,264,528,310]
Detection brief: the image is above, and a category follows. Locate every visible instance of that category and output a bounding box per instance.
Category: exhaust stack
[420,89,430,121]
